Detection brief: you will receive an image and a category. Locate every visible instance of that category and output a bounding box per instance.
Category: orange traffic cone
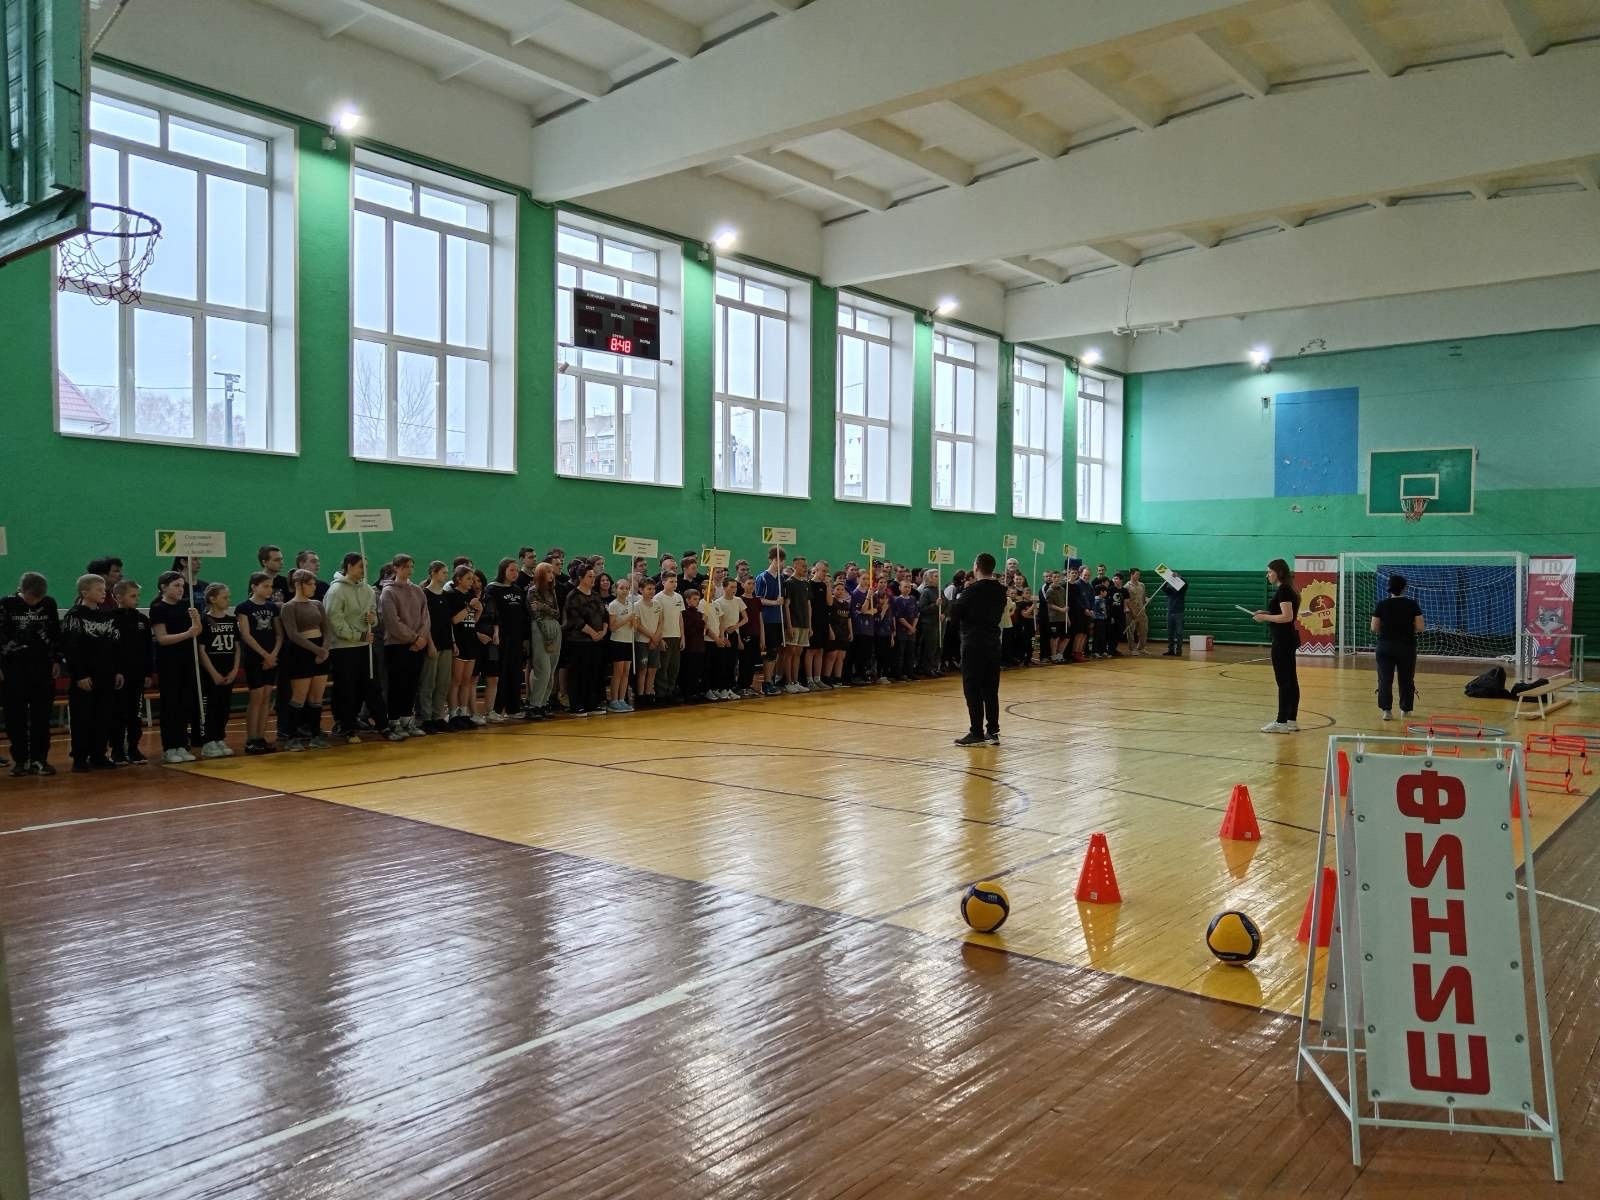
[1295,867,1338,946]
[1219,784,1261,841]
[1075,833,1122,904]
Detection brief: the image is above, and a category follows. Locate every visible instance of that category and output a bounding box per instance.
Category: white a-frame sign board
[1296,735,1563,1178]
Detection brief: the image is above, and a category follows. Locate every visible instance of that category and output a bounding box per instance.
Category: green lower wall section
[1124,326,1600,573]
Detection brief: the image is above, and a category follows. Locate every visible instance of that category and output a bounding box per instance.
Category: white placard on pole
[326,508,394,534]
[1063,543,1077,561]
[155,529,227,557]
[1001,534,1017,550]
[701,547,731,570]
[0,527,7,556]
[1030,538,1046,555]
[928,548,954,566]
[1154,563,1186,591]
[762,526,797,546]
[612,535,659,558]
[1296,737,1563,1178]
[860,538,886,559]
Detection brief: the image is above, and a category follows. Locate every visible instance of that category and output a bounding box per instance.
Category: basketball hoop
[1403,496,1429,523]
[56,203,162,305]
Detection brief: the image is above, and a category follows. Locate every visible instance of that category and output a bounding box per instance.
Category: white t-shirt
[654,590,685,638]
[708,595,744,642]
[632,594,663,643]
[607,598,636,642]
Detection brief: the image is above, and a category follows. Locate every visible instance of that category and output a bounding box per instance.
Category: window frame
[1075,369,1124,525]
[53,73,297,454]
[350,150,516,473]
[834,296,912,506]
[930,326,997,514]
[554,218,683,487]
[1012,351,1063,521]
[713,263,810,498]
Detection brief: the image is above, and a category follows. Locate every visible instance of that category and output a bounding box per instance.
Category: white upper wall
[99,0,536,186]
[1101,272,1600,373]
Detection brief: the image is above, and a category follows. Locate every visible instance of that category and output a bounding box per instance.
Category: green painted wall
[0,69,1121,594]
[1124,326,1600,572]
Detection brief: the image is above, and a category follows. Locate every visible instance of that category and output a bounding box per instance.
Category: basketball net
[1403,496,1429,523]
[56,203,162,305]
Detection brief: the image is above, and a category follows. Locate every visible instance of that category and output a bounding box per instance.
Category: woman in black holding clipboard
[1252,558,1301,733]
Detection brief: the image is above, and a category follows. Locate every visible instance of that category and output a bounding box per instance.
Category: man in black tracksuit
[949,553,1008,747]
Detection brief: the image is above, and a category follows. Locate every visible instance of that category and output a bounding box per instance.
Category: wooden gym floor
[1,647,1596,1198]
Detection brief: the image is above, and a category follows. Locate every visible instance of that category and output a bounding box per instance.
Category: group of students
[0,542,1192,776]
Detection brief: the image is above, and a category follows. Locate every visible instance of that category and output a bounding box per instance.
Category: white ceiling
[216,0,1600,347]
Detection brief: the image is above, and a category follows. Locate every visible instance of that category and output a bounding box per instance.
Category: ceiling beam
[1063,65,1165,131]
[822,51,1600,284]
[1483,0,1549,58]
[1308,0,1403,77]
[527,0,1271,199]
[1269,211,1309,230]
[1576,161,1600,192]
[1003,257,1069,285]
[842,119,974,187]
[321,11,365,38]
[738,149,892,211]
[1191,27,1268,97]
[1175,226,1220,248]
[342,0,610,100]
[1089,239,1142,267]
[947,91,1069,160]
[1005,190,1600,340]
[561,0,702,61]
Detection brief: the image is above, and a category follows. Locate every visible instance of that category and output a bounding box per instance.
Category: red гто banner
[1525,556,1577,670]
[1295,555,1338,656]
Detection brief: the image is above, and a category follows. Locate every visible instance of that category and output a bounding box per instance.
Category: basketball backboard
[0,0,87,267]
[1367,446,1475,516]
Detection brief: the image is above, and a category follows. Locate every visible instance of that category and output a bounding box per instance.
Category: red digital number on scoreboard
[609,335,633,355]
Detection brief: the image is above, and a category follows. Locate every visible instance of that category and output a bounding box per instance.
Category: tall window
[836,299,911,505]
[1012,353,1063,520]
[932,327,997,512]
[714,267,810,496]
[352,154,514,471]
[1076,371,1124,524]
[55,81,295,451]
[556,221,682,484]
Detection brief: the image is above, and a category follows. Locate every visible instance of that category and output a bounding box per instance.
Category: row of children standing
[2,546,1182,774]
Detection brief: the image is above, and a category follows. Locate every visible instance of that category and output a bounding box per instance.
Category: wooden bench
[1513,677,1577,721]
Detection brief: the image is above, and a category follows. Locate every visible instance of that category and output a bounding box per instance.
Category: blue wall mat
[1273,387,1358,497]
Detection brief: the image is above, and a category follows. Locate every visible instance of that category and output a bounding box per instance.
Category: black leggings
[567,637,605,712]
[962,653,1001,737]
[1376,645,1417,714]
[1270,640,1300,723]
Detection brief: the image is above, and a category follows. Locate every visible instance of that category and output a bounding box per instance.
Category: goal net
[1338,552,1526,659]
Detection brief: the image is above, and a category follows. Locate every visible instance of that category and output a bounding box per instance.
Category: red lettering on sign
[1405,1030,1491,1094]
[1396,768,1467,825]
[1404,831,1464,890]
[1412,963,1476,1024]
[1410,897,1468,956]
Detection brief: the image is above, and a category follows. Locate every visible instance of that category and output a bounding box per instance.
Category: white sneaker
[1260,721,1291,734]
[1381,710,1393,721]
[784,682,805,694]
[486,711,509,724]
[403,717,427,736]
[218,743,235,757]
[176,748,197,762]
[469,713,487,726]
[162,748,187,764]
[199,742,224,759]
[387,722,410,740]
[1284,721,1299,732]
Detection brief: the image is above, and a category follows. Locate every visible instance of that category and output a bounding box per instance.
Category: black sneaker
[986,734,1000,746]
[91,757,119,770]
[32,761,57,776]
[245,739,269,756]
[71,761,92,773]
[953,732,987,746]
[127,749,147,764]
[9,762,31,777]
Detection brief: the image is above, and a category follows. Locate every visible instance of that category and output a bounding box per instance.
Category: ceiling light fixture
[711,227,738,252]
[934,297,959,317]
[1081,348,1103,366]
